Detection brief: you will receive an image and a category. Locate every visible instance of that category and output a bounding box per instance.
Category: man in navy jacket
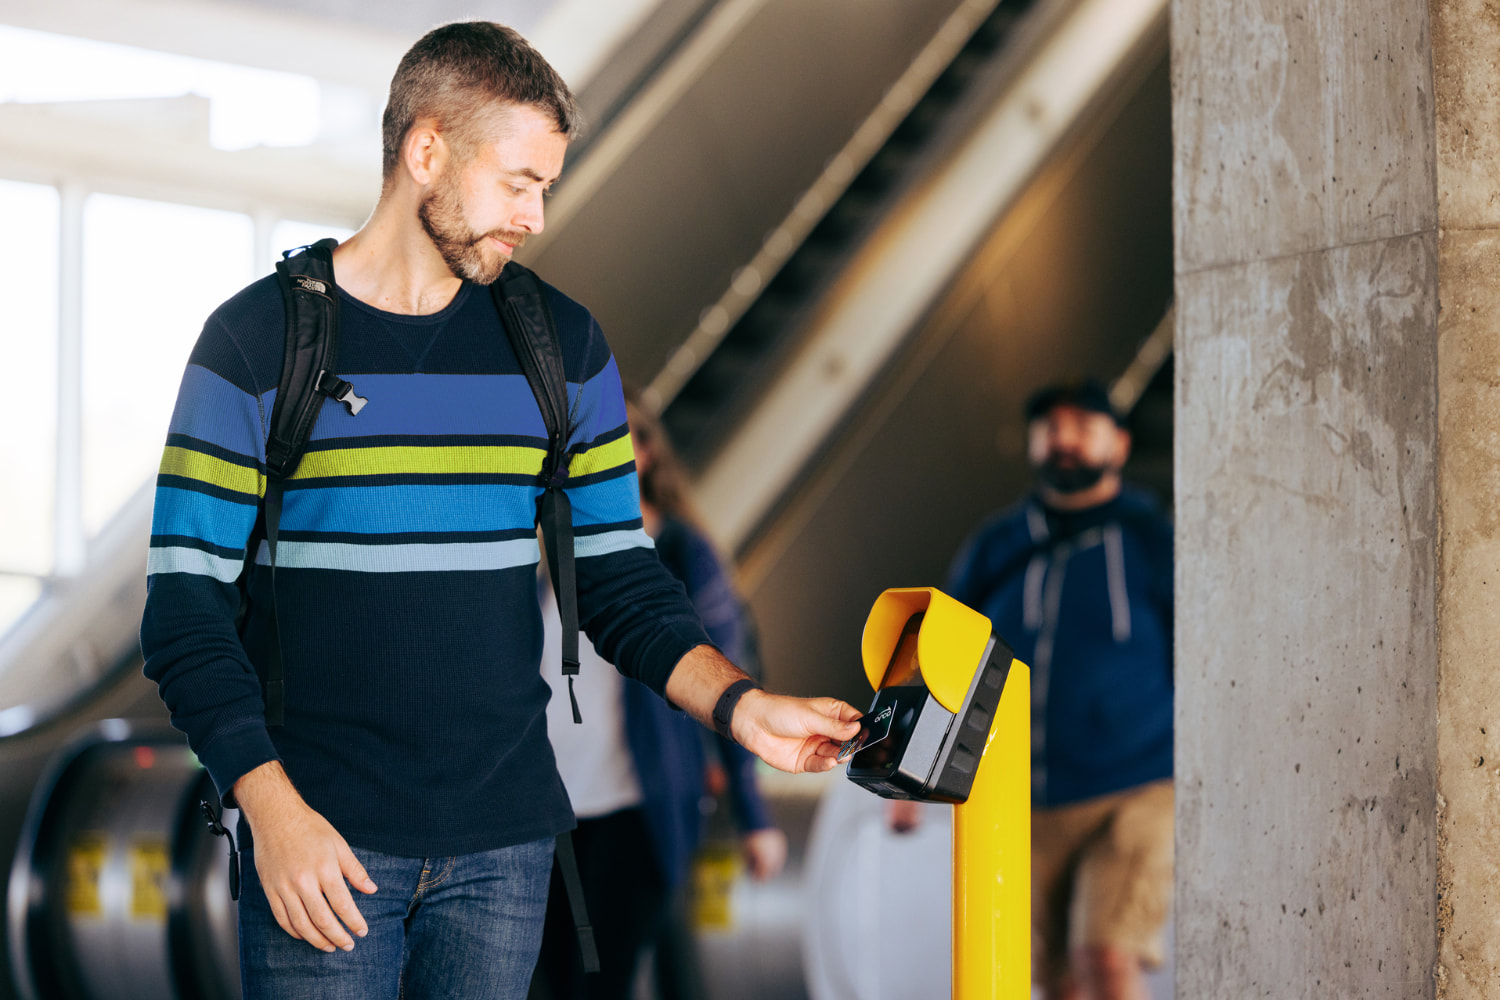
[947,380,1173,1000]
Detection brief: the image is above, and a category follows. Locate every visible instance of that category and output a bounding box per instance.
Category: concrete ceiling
[0,0,660,92]
[223,0,554,38]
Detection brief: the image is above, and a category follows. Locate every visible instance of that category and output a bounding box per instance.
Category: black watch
[712,678,761,743]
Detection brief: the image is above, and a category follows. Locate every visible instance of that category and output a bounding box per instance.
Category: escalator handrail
[640,0,1010,415]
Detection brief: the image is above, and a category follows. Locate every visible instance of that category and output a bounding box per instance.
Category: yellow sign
[691,843,740,931]
[129,837,170,920]
[65,833,107,916]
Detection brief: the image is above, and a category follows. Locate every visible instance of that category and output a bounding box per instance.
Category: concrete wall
[1172,1,1444,995]
[1432,0,1500,994]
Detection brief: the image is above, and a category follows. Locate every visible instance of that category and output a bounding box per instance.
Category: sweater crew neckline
[337,281,477,326]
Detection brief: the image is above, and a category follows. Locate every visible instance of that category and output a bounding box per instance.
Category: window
[0,179,60,636]
[269,219,357,268]
[81,195,255,536]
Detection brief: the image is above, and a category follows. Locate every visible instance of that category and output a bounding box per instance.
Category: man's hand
[663,645,861,774]
[730,689,862,773]
[887,799,925,834]
[234,761,377,953]
[742,827,789,881]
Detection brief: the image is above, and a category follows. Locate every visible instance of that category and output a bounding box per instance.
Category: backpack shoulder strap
[491,263,570,477]
[258,238,366,726]
[268,239,355,478]
[489,263,584,724]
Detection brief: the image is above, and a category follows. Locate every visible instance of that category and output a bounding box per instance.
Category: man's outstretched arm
[663,645,861,773]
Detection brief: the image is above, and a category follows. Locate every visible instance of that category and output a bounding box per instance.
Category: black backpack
[249,239,586,726]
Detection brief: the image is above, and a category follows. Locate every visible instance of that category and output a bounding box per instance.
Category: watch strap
[712,678,761,743]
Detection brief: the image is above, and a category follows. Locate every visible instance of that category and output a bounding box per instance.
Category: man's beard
[1037,455,1110,494]
[417,174,528,285]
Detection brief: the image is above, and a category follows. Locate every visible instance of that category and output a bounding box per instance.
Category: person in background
[532,391,787,1000]
[945,379,1173,1000]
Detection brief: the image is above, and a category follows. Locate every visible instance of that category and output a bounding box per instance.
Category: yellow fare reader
[844,588,1015,803]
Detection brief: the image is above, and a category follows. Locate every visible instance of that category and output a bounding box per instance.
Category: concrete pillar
[1173,0,1500,994]
[1431,2,1500,993]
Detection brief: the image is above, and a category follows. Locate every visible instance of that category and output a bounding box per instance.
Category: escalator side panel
[525,0,968,385]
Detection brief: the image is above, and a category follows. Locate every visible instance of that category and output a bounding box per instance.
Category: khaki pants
[1032,780,1174,989]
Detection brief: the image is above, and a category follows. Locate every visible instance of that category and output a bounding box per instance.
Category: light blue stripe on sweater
[575,528,654,559]
[147,546,244,582]
[254,536,541,573]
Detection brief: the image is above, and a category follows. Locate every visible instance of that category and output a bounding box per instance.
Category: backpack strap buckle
[315,370,368,415]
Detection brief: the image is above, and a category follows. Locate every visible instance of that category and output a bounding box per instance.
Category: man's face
[418,104,568,285]
[1027,404,1130,493]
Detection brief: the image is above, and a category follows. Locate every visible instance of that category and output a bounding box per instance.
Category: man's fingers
[266,891,302,941]
[324,875,369,943]
[299,872,356,951]
[826,698,865,724]
[281,890,337,952]
[810,741,843,759]
[802,753,838,773]
[339,844,378,898]
[794,698,861,739]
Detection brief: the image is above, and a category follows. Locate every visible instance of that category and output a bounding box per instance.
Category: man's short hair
[1025,378,1124,426]
[381,21,582,180]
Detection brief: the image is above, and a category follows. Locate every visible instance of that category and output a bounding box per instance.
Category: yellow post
[854,588,1031,999]
[952,657,1031,1000]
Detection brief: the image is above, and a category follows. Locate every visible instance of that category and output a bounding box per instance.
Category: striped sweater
[140,272,711,856]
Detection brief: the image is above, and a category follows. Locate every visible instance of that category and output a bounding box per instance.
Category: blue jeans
[238,837,554,1000]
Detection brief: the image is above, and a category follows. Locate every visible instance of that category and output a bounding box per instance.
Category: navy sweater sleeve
[139,297,281,803]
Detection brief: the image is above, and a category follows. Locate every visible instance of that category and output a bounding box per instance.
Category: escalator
[0,0,1177,994]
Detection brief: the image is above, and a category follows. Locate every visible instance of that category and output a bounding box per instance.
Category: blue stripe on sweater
[280,482,543,534]
[565,478,648,528]
[167,365,270,461]
[565,357,628,448]
[308,373,549,441]
[150,486,257,552]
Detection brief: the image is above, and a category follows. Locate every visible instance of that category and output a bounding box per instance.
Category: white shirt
[539,587,645,818]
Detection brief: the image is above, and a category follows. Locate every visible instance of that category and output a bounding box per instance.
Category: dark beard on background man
[417,174,527,285]
[1038,457,1109,494]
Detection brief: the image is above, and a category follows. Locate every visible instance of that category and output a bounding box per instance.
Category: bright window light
[0,25,321,150]
[81,194,254,537]
[0,180,60,577]
[0,577,42,643]
[269,220,357,268]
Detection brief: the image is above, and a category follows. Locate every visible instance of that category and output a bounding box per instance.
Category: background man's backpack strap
[490,262,583,724]
[262,238,367,727]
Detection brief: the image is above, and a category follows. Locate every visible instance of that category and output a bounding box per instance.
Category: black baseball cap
[1024,378,1123,425]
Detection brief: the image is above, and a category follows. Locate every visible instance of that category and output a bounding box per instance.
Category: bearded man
[140,22,858,999]
[946,379,1174,1000]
